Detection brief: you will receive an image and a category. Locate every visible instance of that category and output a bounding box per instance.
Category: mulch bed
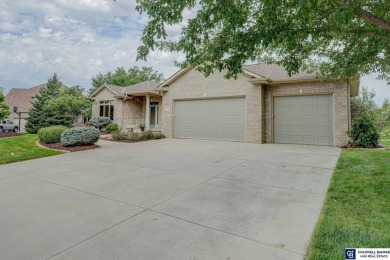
[0,132,21,138]
[39,141,100,152]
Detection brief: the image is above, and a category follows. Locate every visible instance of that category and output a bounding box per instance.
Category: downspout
[121,96,126,131]
[347,80,352,133]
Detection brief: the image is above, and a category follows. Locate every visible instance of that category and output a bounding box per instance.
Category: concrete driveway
[0,139,340,260]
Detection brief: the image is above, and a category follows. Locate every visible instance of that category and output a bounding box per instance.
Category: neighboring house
[5,83,67,132]
[90,81,161,131]
[155,64,359,147]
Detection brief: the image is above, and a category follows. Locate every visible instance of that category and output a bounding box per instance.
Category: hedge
[37,125,68,144]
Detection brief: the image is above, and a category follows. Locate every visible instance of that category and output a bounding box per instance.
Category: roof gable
[89,83,122,98]
[157,64,307,88]
[89,81,160,98]
[5,83,67,113]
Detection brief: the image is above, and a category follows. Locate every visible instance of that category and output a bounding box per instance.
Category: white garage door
[274,95,333,145]
[174,98,245,141]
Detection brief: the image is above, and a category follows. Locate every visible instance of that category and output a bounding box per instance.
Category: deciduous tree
[45,86,91,124]
[135,0,390,82]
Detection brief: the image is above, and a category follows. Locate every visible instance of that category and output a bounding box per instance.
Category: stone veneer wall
[121,97,144,130]
[263,80,350,146]
[161,69,263,143]
[91,88,122,127]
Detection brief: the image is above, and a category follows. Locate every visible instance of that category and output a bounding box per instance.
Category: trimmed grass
[0,134,63,165]
[306,148,390,259]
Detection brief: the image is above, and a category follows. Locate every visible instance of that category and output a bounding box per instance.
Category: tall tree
[89,66,164,96]
[0,87,11,120]
[25,74,65,133]
[135,0,390,82]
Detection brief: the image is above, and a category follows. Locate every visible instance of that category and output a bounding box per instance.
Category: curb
[35,140,70,153]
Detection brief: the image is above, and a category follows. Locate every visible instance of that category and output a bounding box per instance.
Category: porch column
[145,94,150,129]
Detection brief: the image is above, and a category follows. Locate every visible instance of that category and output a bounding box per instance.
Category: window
[99,101,114,120]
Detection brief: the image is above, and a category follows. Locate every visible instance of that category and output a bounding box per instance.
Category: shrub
[88,116,111,130]
[38,125,68,144]
[111,130,128,141]
[152,132,166,139]
[129,132,142,141]
[61,127,100,147]
[142,130,154,139]
[128,130,166,141]
[105,123,119,133]
[350,114,379,148]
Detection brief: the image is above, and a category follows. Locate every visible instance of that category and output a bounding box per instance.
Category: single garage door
[174,98,245,141]
[274,95,333,145]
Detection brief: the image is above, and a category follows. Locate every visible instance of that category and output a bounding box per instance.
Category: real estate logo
[345,248,390,259]
[345,248,356,260]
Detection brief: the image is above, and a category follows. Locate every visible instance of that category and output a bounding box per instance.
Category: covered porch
[117,81,162,133]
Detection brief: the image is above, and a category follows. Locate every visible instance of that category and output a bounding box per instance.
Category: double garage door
[274,95,334,145]
[174,98,245,141]
[173,95,334,145]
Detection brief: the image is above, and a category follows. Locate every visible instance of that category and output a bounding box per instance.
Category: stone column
[145,94,150,129]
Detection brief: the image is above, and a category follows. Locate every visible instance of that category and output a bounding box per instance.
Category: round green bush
[88,116,111,130]
[61,127,100,147]
[37,125,68,144]
[350,114,379,148]
[105,123,119,133]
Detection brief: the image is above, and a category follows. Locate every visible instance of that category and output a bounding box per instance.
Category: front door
[150,102,159,128]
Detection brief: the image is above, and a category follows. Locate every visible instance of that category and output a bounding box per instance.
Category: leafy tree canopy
[45,85,91,123]
[0,87,11,120]
[135,0,390,82]
[89,66,164,96]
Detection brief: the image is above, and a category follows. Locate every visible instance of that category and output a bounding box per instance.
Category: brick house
[90,64,358,146]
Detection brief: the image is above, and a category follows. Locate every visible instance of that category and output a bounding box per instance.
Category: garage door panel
[274,95,333,146]
[318,105,330,114]
[318,115,331,124]
[303,104,318,113]
[174,98,245,141]
[289,115,302,124]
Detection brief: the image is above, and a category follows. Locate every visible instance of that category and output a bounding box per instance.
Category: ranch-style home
[91,64,359,146]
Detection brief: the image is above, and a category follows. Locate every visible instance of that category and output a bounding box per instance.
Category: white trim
[242,69,263,79]
[157,68,192,89]
[89,83,119,98]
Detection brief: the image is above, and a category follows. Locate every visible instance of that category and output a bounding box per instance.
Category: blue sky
[0,0,388,104]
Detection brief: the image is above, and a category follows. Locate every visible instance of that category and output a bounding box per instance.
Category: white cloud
[0,0,388,105]
[0,0,179,94]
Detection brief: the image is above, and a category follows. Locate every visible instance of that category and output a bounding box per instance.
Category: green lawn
[306,148,390,259]
[0,134,63,165]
